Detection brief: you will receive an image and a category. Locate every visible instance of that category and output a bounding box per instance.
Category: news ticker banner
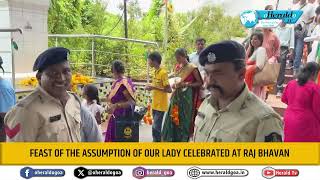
[1,166,319,179]
[0,143,319,165]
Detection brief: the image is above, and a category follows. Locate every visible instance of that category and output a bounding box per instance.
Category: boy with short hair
[145,52,172,142]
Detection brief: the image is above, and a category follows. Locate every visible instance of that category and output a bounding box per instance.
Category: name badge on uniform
[49,114,61,123]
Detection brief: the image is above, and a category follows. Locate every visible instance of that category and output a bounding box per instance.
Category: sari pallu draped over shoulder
[105,78,135,142]
[162,63,202,142]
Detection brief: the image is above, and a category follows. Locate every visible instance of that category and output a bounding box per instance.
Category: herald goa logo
[262,167,299,179]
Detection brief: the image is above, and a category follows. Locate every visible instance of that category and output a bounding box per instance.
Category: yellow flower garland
[19,73,94,93]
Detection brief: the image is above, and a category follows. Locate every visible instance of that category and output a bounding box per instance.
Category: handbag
[295,23,307,39]
[253,62,280,86]
[114,108,139,142]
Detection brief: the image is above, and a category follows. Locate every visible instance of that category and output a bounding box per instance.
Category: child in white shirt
[82,84,104,126]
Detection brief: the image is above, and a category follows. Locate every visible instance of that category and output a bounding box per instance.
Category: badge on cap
[207,52,216,63]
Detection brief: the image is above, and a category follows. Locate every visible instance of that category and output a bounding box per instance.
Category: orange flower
[143,115,148,124]
[171,104,179,126]
[143,103,153,125]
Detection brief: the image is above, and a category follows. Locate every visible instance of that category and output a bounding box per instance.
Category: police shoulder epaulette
[69,91,81,105]
[240,102,247,110]
[246,92,254,101]
[16,90,39,107]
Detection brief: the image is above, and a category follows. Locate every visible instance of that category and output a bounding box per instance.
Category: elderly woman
[105,60,136,142]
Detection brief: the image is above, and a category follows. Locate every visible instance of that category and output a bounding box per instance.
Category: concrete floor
[139,122,153,142]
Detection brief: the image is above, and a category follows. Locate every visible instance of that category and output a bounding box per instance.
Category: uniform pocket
[71,112,81,142]
[209,129,238,142]
[195,112,206,130]
[193,112,206,141]
[47,121,68,141]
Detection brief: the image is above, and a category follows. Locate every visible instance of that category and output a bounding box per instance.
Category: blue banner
[240,10,303,28]
[256,10,303,24]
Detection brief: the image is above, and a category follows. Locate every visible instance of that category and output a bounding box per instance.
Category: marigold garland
[143,104,153,125]
[171,104,179,126]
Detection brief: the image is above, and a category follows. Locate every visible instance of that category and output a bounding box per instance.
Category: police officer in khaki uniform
[192,41,283,142]
[4,47,102,142]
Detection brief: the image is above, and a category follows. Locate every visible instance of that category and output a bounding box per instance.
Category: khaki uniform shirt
[5,86,81,142]
[192,86,283,142]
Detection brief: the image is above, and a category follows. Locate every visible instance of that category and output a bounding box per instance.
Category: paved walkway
[266,94,287,109]
[139,123,153,142]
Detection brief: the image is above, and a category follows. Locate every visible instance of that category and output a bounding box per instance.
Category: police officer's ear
[36,71,42,84]
[238,67,246,80]
[232,61,246,80]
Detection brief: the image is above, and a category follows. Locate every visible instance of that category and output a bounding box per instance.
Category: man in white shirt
[189,38,209,100]
[190,38,206,72]
[308,1,318,28]
[293,0,316,75]
[306,0,319,54]
[274,21,295,97]
[289,0,300,10]
[304,13,320,62]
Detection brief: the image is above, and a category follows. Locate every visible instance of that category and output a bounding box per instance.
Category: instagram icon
[133,167,146,179]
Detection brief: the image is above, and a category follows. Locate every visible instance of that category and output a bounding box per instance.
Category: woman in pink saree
[282,62,320,142]
[105,60,135,142]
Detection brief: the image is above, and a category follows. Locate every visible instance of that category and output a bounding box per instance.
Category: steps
[284,74,295,84]
[285,68,293,75]
[266,94,287,116]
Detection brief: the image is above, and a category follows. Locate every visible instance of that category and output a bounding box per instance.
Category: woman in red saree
[245,32,269,100]
[162,48,203,142]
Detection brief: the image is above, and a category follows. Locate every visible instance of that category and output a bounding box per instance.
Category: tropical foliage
[48,0,246,80]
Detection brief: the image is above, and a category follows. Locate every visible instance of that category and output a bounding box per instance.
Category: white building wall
[0,0,49,80]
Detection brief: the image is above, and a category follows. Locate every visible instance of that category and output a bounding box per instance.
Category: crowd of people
[0,0,319,143]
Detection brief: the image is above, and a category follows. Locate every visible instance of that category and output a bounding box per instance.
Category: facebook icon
[20,167,33,179]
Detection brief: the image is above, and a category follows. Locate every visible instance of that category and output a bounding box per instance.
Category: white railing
[49,34,159,84]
